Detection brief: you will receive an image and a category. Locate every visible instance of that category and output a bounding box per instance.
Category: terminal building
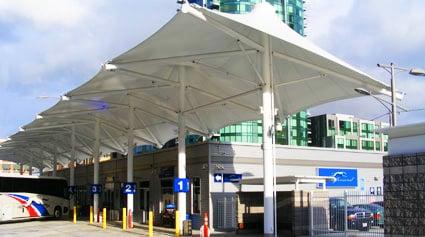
[55,140,384,231]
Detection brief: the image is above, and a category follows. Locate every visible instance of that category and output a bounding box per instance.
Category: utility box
[183,219,192,236]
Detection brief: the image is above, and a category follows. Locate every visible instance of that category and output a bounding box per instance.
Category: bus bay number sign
[90,184,103,194]
[122,182,137,194]
[173,178,189,193]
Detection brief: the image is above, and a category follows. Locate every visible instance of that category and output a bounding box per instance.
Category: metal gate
[213,194,237,230]
[310,191,384,237]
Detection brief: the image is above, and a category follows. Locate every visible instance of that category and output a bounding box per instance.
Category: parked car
[329,198,373,231]
[353,203,384,227]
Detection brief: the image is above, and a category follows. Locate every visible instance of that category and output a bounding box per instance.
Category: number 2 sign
[122,182,137,194]
[173,178,189,193]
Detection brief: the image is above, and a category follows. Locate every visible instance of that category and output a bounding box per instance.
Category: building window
[339,120,351,135]
[328,119,335,129]
[192,177,201,214]
[337,138,345,149]
[375,141,381,151]
[346,139,358,149]
[362,140,374,150]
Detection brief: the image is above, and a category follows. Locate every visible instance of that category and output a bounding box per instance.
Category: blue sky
[0,0,424,138]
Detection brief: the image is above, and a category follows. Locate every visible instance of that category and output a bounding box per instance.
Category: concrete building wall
[210,142,384,195]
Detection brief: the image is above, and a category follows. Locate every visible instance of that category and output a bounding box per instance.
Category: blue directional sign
[68,186,76,194]
[223,173,242,183]
[90,184,103,194]
[214,173,223,183]
[318,168,358,188]
[214,173,242,183]
[173,178,189,193]
[122,182,137,194]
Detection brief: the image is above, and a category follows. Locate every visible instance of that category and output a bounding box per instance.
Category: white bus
[0,174,69,222]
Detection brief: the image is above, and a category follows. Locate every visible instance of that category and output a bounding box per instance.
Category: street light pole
[390,63,397,126]
[377,63,425,126]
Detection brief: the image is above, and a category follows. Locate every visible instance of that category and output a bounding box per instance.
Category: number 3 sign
[122,182,137,194]
[173,178,189,193]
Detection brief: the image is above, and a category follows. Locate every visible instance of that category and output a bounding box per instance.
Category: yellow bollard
[175,210,180,237]
[122,208,127,230]
[148,211,153,237]
[102,208,106,229]
[73,206,77,224]
[90,206,93,224]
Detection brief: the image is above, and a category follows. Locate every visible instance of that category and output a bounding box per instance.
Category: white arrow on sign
[214,174,222,182]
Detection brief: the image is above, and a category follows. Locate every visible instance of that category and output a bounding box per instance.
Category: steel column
[70,125,76,208]
[52,154,57,177]
[390,63,397,126]
[177,66,187,233]
[93,119,101,221]
[127,105,135,227]
[262,33,274,236]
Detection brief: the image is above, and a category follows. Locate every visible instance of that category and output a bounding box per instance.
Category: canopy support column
[262,34,275,236]
[52,153,57,177]
[70,125,76,208]
[29,157,33,175]
[19,164,24,175]
[177,66,187,234]
[93,118,101,222]
[127,105,135,228]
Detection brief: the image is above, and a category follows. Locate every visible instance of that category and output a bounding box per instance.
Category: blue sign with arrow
[214,173,242,183]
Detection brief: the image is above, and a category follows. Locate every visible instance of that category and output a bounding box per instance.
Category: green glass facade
[217,0,307,146]
[309,114,389,152]
[217,0,304,35]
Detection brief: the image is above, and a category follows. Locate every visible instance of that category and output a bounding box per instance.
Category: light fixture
[354,88,371,96]
[409,68,425,76]
[102,63,118,72]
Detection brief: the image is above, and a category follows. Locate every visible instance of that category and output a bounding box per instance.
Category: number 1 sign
[173,178,189,193]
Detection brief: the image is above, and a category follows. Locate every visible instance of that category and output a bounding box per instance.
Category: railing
[310,190,384,237]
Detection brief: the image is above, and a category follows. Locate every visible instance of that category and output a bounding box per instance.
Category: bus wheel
[53,206,62,219]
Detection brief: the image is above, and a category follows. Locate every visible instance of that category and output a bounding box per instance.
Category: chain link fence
[310,191,384,237]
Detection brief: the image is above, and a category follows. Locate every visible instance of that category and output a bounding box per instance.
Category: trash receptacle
[183,219,192,236]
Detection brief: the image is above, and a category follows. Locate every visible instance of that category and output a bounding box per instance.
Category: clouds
[0,0,96,29]
[307,0,425,125]
[0,1,177,137]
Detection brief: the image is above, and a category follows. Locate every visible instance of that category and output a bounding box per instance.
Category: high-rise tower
[186,0,307,146]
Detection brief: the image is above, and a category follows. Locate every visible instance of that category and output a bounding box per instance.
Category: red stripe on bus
[7,195,39,217]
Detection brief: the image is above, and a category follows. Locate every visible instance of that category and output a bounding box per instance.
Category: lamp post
[376,63,425,126]
[354,88,408,125]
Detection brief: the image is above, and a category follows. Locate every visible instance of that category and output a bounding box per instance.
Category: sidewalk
[75,218,263,236]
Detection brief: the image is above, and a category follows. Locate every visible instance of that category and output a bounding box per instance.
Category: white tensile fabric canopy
[66,3,389,137]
